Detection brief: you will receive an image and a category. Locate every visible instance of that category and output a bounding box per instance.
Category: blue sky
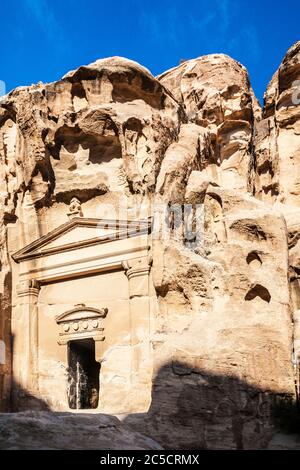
[0,0,299,102]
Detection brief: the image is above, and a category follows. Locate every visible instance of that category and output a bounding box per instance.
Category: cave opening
[51,124,122,171]
[67,338,100,410]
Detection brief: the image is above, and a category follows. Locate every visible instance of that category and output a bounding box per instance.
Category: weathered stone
[0,44,300,450]
[0,411,162,450]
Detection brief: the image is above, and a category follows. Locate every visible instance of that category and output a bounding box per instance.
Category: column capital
[122,255,152,280]
[122,255,152,298]
[16,279,40,298]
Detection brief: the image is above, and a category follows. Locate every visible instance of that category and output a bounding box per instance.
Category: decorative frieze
[56,304,108,345]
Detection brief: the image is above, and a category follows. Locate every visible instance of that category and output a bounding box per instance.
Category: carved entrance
[67,338,100,409]
[56,305,108,409]
[11,216,153,411]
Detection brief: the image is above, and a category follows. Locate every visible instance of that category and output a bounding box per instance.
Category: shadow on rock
[124,360,298,450]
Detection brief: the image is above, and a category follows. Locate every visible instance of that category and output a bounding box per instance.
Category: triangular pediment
[12,217,151,263]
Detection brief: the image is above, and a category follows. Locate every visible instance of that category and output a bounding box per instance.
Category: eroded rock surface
[0,411,162,450]
[0,43,300,449]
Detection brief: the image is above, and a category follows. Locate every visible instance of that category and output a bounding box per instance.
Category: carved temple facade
[10,214,155,413]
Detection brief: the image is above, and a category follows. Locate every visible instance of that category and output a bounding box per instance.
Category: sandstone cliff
[1,42,300,449]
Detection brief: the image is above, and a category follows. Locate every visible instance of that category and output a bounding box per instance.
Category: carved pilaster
[122,255,152,395]
[16,279,41,394]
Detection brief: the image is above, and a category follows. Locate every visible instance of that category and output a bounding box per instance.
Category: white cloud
[22,0,68,48]
[0,80,6,97]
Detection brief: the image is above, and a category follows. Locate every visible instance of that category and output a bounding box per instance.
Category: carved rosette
[56,304,108,345]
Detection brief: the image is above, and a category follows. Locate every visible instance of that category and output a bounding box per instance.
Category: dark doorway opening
[67,338,100,409]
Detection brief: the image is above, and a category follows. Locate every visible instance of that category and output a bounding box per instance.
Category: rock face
[0,43,300,449]
[158,54,261,193]
[0,411,162,450]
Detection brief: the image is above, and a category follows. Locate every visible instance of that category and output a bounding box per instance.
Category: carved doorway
[67,338,100,409]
